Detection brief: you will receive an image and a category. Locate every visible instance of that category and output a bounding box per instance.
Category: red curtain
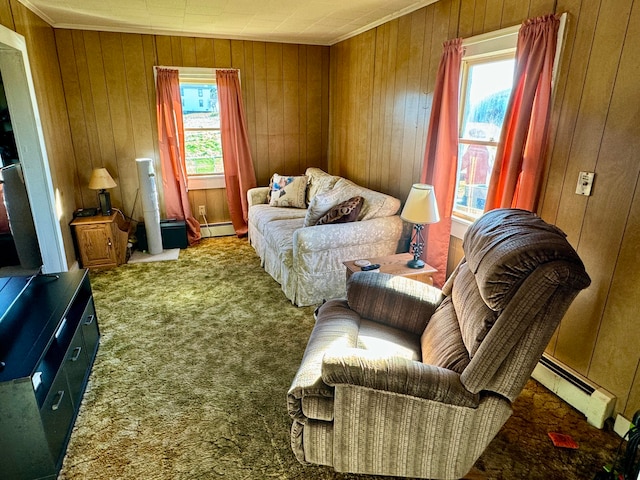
[485,14,560,211]
[155,68,201,245]
[420,38,463,288]
[217,70,257,237]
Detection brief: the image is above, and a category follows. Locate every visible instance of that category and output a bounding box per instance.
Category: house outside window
[454,55,515,220]
[179,77,222,177]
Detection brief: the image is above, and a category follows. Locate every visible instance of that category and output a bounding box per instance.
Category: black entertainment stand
[0,270,99,479]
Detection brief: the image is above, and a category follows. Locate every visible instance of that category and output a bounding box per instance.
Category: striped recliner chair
[287,208,591,480]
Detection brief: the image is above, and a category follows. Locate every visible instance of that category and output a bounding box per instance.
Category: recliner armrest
[347,271,444,335]
[322,348,479,408]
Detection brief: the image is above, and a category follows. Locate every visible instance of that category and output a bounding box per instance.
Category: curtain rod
[154,66,239,73]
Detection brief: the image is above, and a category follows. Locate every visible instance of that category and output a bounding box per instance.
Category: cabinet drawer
[40,371,74,466]
[81,298,100,360]
[65,327,89,409]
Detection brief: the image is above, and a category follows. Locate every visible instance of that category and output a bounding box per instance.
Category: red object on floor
[548,432,579,449]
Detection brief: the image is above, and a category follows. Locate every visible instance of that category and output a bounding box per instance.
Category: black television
[0,162,42,278]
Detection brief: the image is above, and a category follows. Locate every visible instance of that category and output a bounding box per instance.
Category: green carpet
[59,237,621,479]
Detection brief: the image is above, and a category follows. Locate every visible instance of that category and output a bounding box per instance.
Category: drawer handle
[84,314,95,326]
[70,346,82,361]
[51,390,65,411]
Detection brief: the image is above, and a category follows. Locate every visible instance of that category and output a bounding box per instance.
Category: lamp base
[407,258,425,269]
[98,190,112,216]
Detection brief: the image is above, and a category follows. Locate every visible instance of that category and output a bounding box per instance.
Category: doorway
[0,24,66,274]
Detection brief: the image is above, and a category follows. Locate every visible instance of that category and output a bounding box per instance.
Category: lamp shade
[88,168,117,190]
[400,184,440,225]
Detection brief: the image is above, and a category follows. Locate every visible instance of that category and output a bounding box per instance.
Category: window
[454,54,515,219]
[179,73,223,178]
[450,26,519,222]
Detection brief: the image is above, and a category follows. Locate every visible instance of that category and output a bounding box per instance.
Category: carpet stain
[59,237,621,480]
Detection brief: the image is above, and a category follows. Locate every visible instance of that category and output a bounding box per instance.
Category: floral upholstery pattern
[247,168,403,307]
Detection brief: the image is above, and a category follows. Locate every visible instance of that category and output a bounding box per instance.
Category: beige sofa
[247,168,403,307]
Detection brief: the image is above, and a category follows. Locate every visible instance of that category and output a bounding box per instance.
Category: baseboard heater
[532,353,616,429]
[200,222,235,238]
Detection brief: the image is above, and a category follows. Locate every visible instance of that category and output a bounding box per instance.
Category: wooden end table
[70,211,129,269]
[343,253,437,285]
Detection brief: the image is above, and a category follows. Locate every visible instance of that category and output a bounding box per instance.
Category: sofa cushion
[333,178,400,220]
[305,167,340,203]
[269,174,308,208]
[463,208,589,311]
[316,196,364,225]
[263,217,303,265]
[421,297,470,374]
[248,204,307,232]
[451,262,497,357]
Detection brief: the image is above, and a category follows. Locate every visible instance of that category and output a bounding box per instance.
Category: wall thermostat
[575,171,595,196]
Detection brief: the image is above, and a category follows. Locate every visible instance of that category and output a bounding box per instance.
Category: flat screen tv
[0,162,42,277]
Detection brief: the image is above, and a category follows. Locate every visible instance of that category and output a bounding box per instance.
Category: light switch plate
[575,171,594,196]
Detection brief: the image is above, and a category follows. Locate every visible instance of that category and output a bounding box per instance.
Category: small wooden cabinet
[70,212,129,268]
[0,270,100,480]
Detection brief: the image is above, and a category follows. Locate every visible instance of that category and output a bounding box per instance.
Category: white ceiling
[18,0,438,46]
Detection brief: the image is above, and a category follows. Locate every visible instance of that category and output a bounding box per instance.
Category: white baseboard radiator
[200,222,235,238]
[532,353,616,429]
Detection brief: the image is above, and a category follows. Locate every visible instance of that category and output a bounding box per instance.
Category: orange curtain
[155,68,201,245]
[485,14,560,211]
[420,38,463,288]
[217,69,257,237]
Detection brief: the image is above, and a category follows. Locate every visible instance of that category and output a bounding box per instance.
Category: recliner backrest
[451,209,591,401]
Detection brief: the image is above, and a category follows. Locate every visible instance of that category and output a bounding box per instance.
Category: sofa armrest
[322,348,479,408]
[247,186,270,207]
[346,271,444,335]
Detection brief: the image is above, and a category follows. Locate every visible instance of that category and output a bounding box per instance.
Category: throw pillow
[268,174,308,208]
[303,184,361,227]
[315,196,364,225]
[305,167,340,204]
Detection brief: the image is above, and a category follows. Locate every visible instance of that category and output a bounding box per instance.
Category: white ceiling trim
[16,0,440,46]
[330,0,438,45]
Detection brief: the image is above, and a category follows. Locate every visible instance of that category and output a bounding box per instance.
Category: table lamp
[88,167,117,216]
[400,184,440,269]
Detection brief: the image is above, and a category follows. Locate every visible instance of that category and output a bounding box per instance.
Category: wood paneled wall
[53,31,330,225]
[329,0,640,418]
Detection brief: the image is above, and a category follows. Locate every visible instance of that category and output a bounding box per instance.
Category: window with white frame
[179,70,223,177]
[453,27,518,221]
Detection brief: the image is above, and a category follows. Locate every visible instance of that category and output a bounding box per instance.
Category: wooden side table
[70,211,129,269]
[343,253,437,285]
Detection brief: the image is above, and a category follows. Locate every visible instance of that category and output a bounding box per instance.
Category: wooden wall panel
[552,0,634,374]
[0,0,14,30]
[581,0,640,415]
[53,32,329,228]
[329,0,640,418]
[483,0,504,32]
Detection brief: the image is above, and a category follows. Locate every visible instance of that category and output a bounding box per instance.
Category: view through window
[454,55,515,220]
[179,77,223,176]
